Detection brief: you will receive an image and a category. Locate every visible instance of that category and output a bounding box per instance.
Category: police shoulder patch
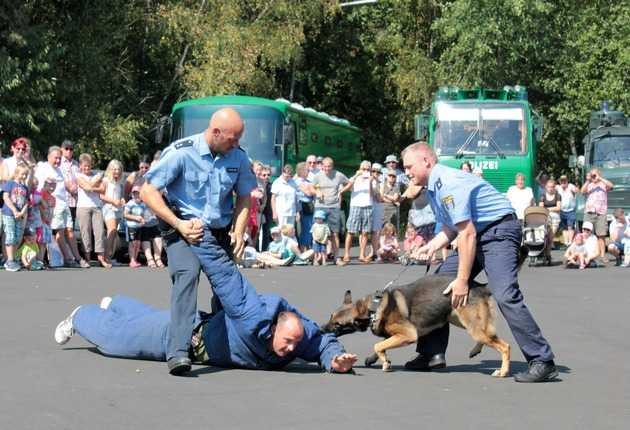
[441,194,455,210]
[174,139,194,150]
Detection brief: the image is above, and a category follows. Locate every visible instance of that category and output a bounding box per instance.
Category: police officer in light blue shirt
[400,142,557,383]
[141,108,257,375]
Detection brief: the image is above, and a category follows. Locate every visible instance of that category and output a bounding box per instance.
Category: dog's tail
[517,245,528,272]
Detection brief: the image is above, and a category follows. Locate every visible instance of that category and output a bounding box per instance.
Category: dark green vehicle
[415,86,544,193]
[157,95,362,176]
[572,103,630,221]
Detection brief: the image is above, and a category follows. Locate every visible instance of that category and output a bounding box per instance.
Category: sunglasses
[63,147,74,151]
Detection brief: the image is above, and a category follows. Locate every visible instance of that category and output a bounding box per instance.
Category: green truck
[157,95,362,176]
[415,86,543,193]
[572,103,630,220]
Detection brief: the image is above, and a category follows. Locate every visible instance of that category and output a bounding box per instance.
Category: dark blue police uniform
[144,132,256,362]
[417,164,554,364]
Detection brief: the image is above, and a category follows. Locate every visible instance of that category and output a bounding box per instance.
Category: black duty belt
[477,212,516,236]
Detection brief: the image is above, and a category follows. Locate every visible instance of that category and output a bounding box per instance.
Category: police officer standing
[141,108,257,375]
[400,142,557,383]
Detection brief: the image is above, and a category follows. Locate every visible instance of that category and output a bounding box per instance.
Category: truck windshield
[174,104,283,167]
[592,136,630,168]
[434,103,527,156]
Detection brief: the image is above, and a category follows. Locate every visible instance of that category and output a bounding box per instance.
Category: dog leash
[383,259,432,290]
[368,260,432,332]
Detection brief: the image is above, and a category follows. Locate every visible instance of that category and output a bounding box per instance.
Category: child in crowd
[17,228,44,270]
[26,177,45,259]
[400,224,425,265]
[281,224,314,264]
[2,164,30,271]
[124,185,147,268]
[250,226,293,267]
[140,205,164,268]
[378,222,399,262]
[40,177,57,264]
[564,233,587,269]
[311,210,331,266]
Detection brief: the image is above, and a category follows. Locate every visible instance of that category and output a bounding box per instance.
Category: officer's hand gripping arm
[140,182,203,243]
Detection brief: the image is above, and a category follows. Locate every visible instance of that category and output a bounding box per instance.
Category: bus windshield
[174,104,283,168]
[434,103,527,157]
[592,136,630,168]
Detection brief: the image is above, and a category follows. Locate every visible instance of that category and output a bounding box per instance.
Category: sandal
[155,258,165,268]
[147,258,157,268]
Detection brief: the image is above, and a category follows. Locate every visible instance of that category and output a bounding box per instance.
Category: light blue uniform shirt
[426,164,514,233]
[144,132,257,228]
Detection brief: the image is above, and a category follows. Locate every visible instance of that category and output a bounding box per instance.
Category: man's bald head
[401,141,437,186]
[271,311,304,357]
[205,108,245,154]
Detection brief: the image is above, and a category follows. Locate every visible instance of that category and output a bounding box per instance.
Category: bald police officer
[141,108,257,375]
[401,142,557,383]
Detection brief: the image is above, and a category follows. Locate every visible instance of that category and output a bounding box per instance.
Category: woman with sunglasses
[1,137,31,182]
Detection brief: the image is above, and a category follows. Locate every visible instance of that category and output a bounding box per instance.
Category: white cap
[582,221,594,231]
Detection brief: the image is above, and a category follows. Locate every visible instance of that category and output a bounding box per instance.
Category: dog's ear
[343,290,352,304]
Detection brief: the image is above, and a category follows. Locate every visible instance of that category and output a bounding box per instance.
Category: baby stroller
[522,206,552,266]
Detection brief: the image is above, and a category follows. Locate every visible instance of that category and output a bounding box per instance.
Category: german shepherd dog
[322,274,512,377]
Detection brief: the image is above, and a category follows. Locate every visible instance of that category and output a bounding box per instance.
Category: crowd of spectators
[0,137,164,271]
[1,136,628,272]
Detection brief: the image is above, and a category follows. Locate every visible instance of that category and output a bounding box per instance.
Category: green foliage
[1,0,629,177]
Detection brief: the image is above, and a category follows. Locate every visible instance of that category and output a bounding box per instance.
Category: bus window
[177,104,283,167]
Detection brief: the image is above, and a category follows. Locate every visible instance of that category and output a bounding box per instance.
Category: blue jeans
[416,218,555,363]
[74,295,170,360]
[299,213,314,248]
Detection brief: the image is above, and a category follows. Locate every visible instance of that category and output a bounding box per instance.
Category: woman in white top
[506,172,535,221]
[338,160,375,264]
[100,160,125,264]
[76,153,111,268]
[556,174,578,246]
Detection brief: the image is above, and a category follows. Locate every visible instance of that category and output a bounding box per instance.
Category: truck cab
[573,104,630,221]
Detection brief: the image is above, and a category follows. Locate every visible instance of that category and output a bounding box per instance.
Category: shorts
[40,224,53,244]
[317,207,343,233]
[609,241,624,253]
[312,241,327,253]
[51,206,73,231]
[548,211,560,231]
[583,212,608,237]
[2,215,25,246]
[559,210,576,230]
[346,206,373,234]
[371,203,384,232]
[127,227,141,242]
[140,225,160,241]
[102,205,121,222]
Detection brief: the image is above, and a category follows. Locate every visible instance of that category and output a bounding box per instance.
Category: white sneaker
[299,249,315,261]
[100,296,112,310]
[54,306,81,345]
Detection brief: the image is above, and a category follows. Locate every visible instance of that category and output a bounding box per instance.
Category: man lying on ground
[54,292,357,373]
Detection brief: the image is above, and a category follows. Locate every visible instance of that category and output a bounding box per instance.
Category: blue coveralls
[144,132,257,362]
[72,291,345,371]
[418,164,554,363]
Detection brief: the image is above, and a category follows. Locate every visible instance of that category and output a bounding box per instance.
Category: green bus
[158,95,362,176]
[414,86,543,193]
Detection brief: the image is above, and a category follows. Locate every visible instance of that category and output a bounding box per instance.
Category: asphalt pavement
[0,250,628,430]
